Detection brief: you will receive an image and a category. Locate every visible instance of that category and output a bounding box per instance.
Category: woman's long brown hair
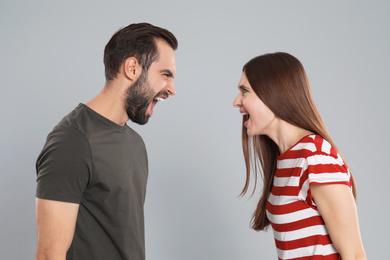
[240,52,357,231]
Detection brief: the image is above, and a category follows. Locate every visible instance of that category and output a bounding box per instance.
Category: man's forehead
[153,58,176,73]
[155,53,175,65]
[151,39,175,70]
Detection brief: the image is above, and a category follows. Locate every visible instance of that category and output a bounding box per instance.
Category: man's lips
[152,95,168,106]
[153,92,169,102]
[147,94,169,116]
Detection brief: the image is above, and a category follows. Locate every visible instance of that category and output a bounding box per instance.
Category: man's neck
[86,82,129,126]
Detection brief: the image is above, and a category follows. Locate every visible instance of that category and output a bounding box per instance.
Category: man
[35,23,177,260]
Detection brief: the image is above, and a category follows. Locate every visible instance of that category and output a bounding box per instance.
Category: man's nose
[167,80,176,96]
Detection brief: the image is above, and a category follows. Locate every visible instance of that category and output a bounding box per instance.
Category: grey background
[1,0,389,259]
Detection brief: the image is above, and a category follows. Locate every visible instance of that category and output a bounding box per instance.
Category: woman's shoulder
[302,135,347,172]
[306,135,339,159]
[280,134,339,161]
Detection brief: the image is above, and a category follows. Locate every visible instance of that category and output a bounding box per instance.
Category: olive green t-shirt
[36,103,148,260]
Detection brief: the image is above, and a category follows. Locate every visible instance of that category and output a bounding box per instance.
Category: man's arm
[311,184,366,260]
[35,198,79,260]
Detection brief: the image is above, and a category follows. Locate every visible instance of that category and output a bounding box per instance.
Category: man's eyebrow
[160,69,175,79]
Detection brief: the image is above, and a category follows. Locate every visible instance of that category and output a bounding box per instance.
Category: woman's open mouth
[242,112,249,127]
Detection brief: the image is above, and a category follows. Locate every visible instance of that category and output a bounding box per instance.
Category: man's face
[125,39,176,125]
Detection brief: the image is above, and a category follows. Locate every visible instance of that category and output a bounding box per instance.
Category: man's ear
[123,57,141,81]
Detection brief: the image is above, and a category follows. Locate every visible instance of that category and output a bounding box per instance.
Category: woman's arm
[311,184,366,260]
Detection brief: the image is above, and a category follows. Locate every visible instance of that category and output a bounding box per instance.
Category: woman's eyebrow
[239,85,248,91]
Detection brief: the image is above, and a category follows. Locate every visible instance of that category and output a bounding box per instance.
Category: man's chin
[129,115,150,125]
[126,104,152,125]
[137,119,149,125]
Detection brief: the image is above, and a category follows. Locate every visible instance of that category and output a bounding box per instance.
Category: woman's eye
[239,86,249,94]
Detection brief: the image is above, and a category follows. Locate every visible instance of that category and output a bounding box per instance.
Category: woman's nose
[233,94,241,107]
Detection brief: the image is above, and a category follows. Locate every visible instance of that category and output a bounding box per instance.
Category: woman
[233,52,366,260]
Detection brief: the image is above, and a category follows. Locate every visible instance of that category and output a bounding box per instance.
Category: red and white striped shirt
[266,134,351,260]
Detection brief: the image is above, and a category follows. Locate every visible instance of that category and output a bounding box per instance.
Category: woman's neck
[267,119,314,155]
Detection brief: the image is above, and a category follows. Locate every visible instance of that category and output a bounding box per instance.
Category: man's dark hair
[103,23,178,81]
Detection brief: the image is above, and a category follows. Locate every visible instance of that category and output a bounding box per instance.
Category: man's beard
[124,71,154,125]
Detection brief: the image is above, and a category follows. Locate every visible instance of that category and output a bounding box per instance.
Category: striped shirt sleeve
[306,153,351,187]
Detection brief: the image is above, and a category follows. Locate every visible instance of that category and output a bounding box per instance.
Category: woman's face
[233,72,276,137]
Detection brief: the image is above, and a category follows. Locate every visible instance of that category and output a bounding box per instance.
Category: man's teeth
[241,112,248,115]
[155,97,164,102]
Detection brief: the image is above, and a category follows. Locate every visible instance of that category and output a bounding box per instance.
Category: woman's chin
[246,128,256,137]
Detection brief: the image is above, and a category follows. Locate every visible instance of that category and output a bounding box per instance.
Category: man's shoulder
[54,103,88,130]
[45,104,90,145]
[50,103,110,140]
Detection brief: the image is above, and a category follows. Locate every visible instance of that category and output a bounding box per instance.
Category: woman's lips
[243,113,249,127]
[239,109,249,127]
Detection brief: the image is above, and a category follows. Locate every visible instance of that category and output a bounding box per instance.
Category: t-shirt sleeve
[36,126,92,204]
[306,153,351,187]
